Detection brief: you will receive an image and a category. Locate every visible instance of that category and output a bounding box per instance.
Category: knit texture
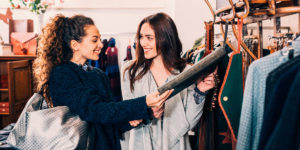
[49,62,151,150]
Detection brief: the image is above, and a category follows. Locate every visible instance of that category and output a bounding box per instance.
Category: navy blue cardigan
[49,62,151,150]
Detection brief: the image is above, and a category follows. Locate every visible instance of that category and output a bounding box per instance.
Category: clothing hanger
[230,0,258,60]
[218,0,239,53]
[280,40,294,59]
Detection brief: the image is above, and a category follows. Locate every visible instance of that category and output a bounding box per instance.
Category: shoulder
[121,60,135,75]
[51,63,73,75]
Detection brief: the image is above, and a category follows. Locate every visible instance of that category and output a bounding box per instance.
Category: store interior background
[0,0,298,68]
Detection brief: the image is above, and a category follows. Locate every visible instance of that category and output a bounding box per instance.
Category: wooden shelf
[0,55,36,61]
[0,88,8,92]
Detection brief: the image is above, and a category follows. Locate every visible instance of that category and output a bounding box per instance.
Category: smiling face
[71,25,103,64]
[139,23,158,59]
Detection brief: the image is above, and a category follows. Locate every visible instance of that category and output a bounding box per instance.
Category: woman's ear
[70,40,79,51]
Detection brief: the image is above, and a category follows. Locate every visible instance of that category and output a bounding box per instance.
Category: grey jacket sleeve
[182,84,206,130]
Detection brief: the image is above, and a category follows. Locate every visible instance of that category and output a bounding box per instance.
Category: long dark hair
[124,12,187,91]
[32,14,94,106]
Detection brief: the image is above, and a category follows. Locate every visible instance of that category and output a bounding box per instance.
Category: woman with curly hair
[121,12,216,150]
[32,14,173,150]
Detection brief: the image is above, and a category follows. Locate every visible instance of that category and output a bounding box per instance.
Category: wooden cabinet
[0,56,35,128]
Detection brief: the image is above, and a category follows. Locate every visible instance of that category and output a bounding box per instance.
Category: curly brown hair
[124,12,187,91]
[32,14,94,106]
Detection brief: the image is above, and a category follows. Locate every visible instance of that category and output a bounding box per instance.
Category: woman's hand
[129,120,143,127]
[151,105,164,118]
[130,90,172,127]
[197,69,217,93]
[146,89,173,108]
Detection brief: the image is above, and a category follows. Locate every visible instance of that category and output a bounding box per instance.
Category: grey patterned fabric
[121,62,206,150]
[6,93,91,150]
[236,38,300,150]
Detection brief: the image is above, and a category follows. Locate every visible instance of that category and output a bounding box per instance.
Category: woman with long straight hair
[121,12,216,150]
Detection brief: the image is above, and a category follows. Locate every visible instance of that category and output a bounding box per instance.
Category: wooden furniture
[0,55,35,128]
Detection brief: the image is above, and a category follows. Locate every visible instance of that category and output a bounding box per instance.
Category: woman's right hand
[145,89,173,108]
[129,120,143,127]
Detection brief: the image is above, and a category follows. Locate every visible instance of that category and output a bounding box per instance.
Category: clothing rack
[205,0,300,60]
[198,1,300,150]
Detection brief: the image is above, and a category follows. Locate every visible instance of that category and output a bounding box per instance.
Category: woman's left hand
[151,105,164,118]
[197,68,217,93]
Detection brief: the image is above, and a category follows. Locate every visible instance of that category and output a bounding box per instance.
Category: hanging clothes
[88,59,99,68]
[193,45,243,150]
[99,39,108,71]
[262,70,300,150]
[236,37,300,150]
[106,38,122,102]
[123,45,132,61]
[258,55,300,150]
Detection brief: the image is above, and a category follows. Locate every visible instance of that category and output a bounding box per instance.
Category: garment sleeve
[49,66,151,125]
[183,83,206,130]
[116,122,133,133]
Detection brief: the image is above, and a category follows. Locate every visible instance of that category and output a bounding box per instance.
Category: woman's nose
[140,39,146,47]
[98,41,103,49]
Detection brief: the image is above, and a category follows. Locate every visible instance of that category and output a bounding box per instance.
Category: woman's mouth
[94,50,100,54]
[144,48,151,53]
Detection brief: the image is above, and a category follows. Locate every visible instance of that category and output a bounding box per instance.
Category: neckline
[68,61,90,71]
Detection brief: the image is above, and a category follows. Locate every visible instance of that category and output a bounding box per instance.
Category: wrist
[195,86,208,96]
[145,95,150,107]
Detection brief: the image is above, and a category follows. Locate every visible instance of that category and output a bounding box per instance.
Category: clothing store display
[99,39,108,71]
[121,63,206,150]
[263,70,300,150]
[158,47,230,97]
[182,49,195,63]
[237,38,300,150]
[218,52,243,149]
[88,59,99,68]
[106,38,122,102]
[6,90,91,150]
[194,45,241,150]
[124,45,132,61]
[205,21,214,57]
[258,55,300,150]
[49,62,152,150]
